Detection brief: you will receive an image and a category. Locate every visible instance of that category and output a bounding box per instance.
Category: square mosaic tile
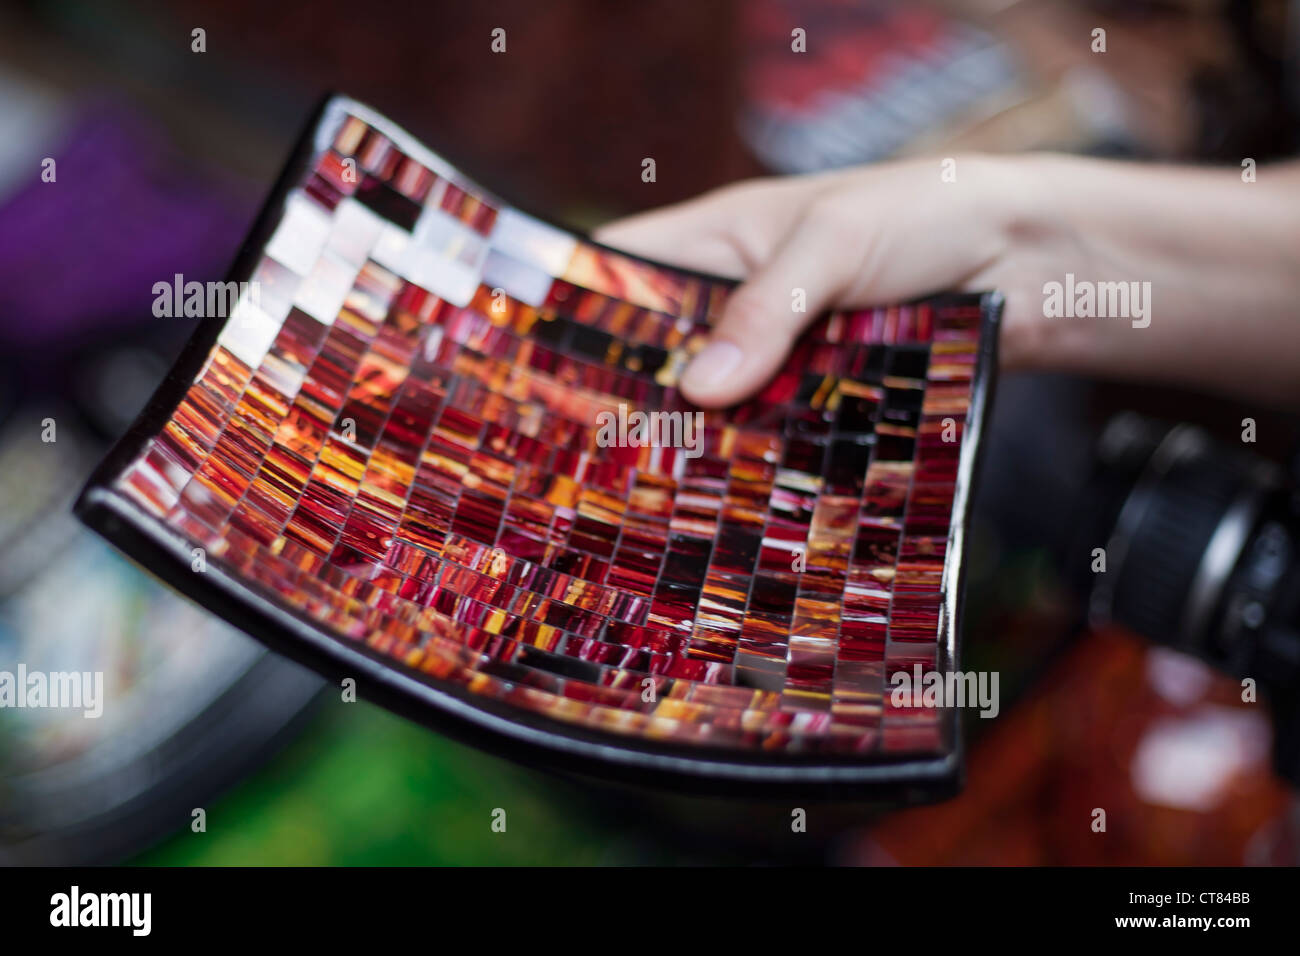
[78,97,1000,795]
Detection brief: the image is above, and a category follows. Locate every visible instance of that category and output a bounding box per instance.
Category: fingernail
[683,341,744,395]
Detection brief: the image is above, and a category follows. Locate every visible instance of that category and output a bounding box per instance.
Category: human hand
[594,155,1055,407]
[596,153,1300,409]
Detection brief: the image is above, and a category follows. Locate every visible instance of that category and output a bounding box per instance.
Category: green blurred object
[133,701,671,866]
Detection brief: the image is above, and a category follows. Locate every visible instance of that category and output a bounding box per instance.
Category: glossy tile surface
[92,100,994,763]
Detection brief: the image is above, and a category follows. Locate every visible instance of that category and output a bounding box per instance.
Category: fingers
[595,157,1015,408]
[680,208,854,407]
[593,188,755,276]
[597,230,751,279]
[593,175,821,276]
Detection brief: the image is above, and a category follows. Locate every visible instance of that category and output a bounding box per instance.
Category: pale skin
[594,154,1300,409]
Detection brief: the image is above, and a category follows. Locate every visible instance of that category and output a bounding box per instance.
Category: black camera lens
[1087,415,1283,653]
[1080,413,1300,784]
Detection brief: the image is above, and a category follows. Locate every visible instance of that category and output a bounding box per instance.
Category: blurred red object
[854,629,1298,865]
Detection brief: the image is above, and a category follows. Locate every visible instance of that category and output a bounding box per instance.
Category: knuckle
[722,287,798,340]
[806,192,860,237]
[711,176,781,205]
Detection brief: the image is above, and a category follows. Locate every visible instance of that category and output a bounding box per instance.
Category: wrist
[969,154,1083,370]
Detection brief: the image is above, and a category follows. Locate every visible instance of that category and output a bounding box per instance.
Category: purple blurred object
[0,102,256,350]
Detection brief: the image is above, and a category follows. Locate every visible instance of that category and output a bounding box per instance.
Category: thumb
[680,210,851,407]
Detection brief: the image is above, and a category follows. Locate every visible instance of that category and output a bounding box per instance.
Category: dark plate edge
[73,92,1002,801]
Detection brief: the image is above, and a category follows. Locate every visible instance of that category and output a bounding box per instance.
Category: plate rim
[74,93,1001,799]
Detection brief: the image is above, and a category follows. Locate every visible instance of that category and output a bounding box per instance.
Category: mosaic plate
[77,96,1001,797]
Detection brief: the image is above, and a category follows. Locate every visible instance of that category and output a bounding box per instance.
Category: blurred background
[1,0,1299,865]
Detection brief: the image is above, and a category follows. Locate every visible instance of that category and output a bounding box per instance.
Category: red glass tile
[82,99,999,789]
